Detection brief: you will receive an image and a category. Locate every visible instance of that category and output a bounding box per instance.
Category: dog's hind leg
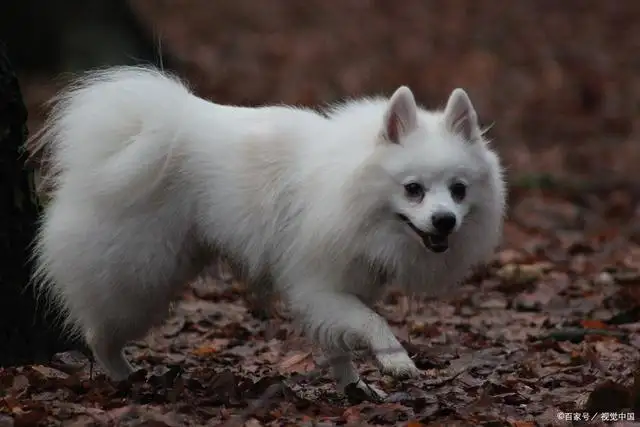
[85,326,135,381]
[37,196,209,380]
[75,278,180,380]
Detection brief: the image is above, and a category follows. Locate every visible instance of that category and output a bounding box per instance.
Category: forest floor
[3,176,640,427]
[5,2,640,426]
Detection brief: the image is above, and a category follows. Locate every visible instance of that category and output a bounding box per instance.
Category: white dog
[30,67,506,399]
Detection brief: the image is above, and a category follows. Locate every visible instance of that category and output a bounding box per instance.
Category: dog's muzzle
[396,214,449,253]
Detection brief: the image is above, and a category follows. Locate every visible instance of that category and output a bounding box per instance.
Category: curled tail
[30,65,194,202]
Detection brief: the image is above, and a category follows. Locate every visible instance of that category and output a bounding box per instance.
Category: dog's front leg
[286,286,420,397]
[326,347,389,401]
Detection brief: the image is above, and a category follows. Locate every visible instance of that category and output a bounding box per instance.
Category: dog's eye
[404,182,425,201]
[449,181,467,202]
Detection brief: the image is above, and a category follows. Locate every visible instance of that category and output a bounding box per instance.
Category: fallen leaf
[580,319,608,330]
[192,346,217,356]
[496,263,545,286]
[278,351,313,373]
[342,406,361,423]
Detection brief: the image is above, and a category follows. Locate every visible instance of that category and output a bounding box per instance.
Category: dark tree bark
[0,42,86,367]
[0,0,171,73]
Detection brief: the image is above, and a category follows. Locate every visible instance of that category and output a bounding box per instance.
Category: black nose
[431,212,456,235]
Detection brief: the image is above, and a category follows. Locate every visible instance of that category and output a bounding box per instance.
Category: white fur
[30,66,506,397]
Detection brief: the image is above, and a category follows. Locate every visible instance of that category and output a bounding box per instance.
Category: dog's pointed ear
[382,86,418,144]
[444,88,480,142]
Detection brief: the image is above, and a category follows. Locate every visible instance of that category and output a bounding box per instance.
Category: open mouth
[396,214,449,253]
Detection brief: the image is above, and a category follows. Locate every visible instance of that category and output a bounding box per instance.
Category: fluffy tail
[30,65,194,202]
[28,66,196,336]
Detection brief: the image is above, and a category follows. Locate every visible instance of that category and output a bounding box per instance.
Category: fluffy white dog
[31,67,506,399]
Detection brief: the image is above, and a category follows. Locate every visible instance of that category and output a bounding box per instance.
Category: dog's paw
[374,351,421,379]
[344,379,387,403]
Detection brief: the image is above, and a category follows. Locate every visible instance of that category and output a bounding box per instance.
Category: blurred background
[3,0,640,186]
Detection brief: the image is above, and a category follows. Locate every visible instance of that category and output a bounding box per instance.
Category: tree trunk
[0,42,87,367]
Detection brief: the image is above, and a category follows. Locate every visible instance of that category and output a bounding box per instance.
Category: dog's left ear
[382,86,418,145]
[444,88,480,142]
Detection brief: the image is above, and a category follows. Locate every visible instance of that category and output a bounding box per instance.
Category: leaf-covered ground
[6,1,640,426]
[2,185,640,426]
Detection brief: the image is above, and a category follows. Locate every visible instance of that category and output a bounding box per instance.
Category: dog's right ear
[382,86,418,145]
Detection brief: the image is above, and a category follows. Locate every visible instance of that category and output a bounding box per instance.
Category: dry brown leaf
[580,319,609,330]
[192,346,217,356]
[278,351,313,374]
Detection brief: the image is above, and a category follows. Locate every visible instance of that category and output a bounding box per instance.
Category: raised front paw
[374,350,421,379]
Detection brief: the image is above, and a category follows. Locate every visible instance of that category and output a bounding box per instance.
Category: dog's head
[375,86,505,254]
